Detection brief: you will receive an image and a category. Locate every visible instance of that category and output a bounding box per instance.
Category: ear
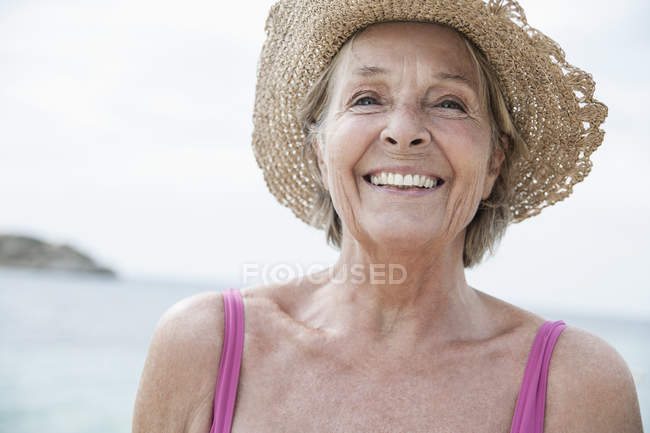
[313,139,329,191]
[481,134,507,200]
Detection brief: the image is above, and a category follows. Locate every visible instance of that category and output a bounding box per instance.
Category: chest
[228,339,526,433]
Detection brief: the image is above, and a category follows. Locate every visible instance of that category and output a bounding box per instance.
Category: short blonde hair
[299,23,527,268]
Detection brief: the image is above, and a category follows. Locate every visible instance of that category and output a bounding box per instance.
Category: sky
[1,0,649,319]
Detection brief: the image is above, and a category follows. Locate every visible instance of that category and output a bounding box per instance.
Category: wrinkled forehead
[329,21,479,94]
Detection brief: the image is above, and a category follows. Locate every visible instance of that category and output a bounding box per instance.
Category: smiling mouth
[362,174,445,191]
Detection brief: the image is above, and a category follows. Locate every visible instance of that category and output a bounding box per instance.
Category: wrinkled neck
[302,228,488,349]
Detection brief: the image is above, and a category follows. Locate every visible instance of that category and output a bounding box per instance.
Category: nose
[380,106,432,150]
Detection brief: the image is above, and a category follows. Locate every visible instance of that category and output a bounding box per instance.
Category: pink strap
[509,320,567,433]
[210,288,245,433]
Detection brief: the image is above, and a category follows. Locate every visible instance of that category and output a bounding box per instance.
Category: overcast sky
[1,0,648,318]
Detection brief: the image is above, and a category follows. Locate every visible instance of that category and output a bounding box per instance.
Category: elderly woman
[132,1,643,432]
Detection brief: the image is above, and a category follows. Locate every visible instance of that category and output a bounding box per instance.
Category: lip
[362,174,444,196]
[363,166,445,181]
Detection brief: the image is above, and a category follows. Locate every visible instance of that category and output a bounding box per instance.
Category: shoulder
[544,324,643,433]
[158,290,225,337]
[132,290,225,433]
[149,290,226,370]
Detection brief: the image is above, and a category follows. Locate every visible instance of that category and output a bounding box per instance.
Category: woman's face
[314,22,504,250]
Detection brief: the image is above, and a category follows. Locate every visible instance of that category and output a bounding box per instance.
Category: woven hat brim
[252,0,608,227]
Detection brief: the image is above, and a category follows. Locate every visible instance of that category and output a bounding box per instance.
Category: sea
[0,269,648,432]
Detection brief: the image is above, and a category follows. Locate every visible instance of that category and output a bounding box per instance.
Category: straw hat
[251,0,607,226]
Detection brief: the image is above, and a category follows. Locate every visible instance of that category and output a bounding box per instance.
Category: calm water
[0,269,648,432]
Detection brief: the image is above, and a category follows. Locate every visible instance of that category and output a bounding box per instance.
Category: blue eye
[354,96,377,106]
[440,100,464,111]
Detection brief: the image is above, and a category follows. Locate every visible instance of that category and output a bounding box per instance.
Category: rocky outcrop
[0,234,116,276]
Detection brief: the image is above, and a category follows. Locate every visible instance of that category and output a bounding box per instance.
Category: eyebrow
[352,65,475,87]
[354,65,389,77]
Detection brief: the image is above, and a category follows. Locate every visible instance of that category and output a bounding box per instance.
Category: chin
[366,224,437,251]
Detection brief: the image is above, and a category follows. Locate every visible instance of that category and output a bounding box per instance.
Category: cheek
[322,118,374,220]
[325,117,378,175]
[433,119,490,179]
[434,119,491,234]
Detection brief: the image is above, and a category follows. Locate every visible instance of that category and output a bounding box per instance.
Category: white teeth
[367,172,441,189]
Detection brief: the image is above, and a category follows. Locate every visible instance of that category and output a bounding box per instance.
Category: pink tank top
[209,288,567,433]
[209,288,245,433]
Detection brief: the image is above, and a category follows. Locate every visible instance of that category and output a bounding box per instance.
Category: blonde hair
[299,23,527,268]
